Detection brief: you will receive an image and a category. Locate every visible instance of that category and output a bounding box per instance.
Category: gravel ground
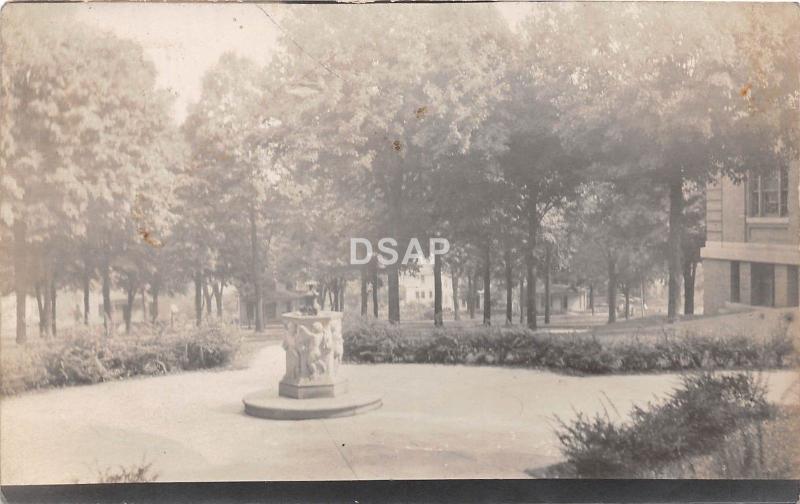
[1,343,797,484]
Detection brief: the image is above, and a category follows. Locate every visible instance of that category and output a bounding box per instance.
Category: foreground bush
[548,373,779,478]
[651,406,800,478]
[96,460,159,483]
[1,324,242,396]
[343,320,796,374]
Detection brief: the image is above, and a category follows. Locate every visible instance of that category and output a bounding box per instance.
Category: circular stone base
[243,389,382,420]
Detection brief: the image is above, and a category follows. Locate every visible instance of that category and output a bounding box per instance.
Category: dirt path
[1,344,796,483]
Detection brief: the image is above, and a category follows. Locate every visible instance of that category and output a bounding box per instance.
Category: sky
[0,0,792,123]
[74,3,282,122]
[11,2,535,123]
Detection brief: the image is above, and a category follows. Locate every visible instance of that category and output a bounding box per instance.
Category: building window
[429,291,433,298]
[415,291,419,299]
[749,167,789,217]
[420,291,425,299]
[788,266,799,307]
[751,263,775,307]
[730,261,740,303]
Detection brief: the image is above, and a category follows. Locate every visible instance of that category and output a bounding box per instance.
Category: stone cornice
[701,241,800,265]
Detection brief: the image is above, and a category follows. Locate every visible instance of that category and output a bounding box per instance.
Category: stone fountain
[243,309,382,420]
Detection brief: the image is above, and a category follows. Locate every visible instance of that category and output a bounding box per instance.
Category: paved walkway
[1,344,796,483]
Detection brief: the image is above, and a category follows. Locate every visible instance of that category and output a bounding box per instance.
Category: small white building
[399,263,588,315]
[400,262,466,310]
[534,283,588,314]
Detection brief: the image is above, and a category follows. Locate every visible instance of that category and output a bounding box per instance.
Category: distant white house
[399,262,589,315]
[533,284,588,313]
[472,283,588,314]
[236,282,313,327]
[400,262,465,310]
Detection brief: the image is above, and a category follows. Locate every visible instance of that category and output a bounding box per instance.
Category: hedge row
[1,323,242,396]
[343,320,796,374]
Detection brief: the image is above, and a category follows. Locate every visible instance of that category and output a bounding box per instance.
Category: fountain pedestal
[243,311,382,420]
[278,312,348,399]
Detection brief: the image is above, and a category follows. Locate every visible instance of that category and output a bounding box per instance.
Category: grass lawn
[382,306,797,345]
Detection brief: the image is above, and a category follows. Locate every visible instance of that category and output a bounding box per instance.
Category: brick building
[701,163,800,314]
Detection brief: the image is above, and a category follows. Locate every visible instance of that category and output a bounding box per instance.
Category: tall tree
[544,3,799,322]
[1,8,177,340]
[277,4,512,323]
[183,54,304,331]
[570,181,666,323]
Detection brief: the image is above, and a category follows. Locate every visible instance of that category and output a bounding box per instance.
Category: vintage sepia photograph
[0,0,798,487]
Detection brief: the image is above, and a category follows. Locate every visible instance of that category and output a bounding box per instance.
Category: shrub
[0,323,242,396]
[96,460,159,483]
[550,373,775,478]
[342,319,797,375]
[647,406,800,479]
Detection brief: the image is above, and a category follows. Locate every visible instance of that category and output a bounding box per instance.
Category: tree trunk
[526,213,539,330]
[452,271,460,321]
[667,179,684,322]
[82,273,90,325]
[203,279,212,317]
[339,279,345,312]
[333,278,341,312]
[387,157,403,325]
[124,284,135,334]
[371,260,379,319]
[624,282,630,320]
[141,287,148,323]
[250,209,263,332]
[213,282,223,317]
[35,283,44,337]
[360,267,368,317]
[683,261,696,316]
[467,272,475,319]
[640,277,647,317]
[504,248,513,325]
[589,283,595,315]
[527,264,537,330]
[434,252,443,327]
[544,244,551,325]
[519,275,525,324]
[152,285,160,324]
[482,241,491,326]
[50,277,57,337]
[42,279,52,338]
[102,264,112,336]
[387,268,400,323]
[607,258,617,324]
[13,221,27,343]
[194,272,203,327]
[318,285,326,310]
